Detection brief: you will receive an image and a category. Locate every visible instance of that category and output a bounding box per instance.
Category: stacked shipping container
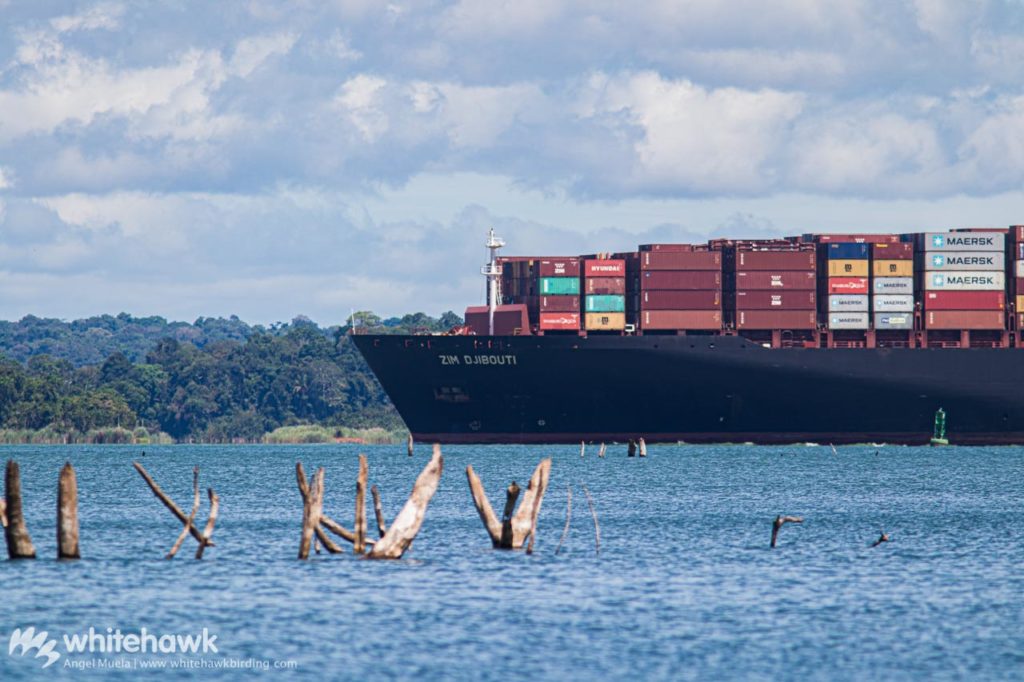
[824,243,870,329]
[637,246,723,331]
[920,232,1005,330]
[730,247,817,330]
[1014,226,1024,329]
[498,257,583,331]
[871,242,914,330]
[583,259,626,331]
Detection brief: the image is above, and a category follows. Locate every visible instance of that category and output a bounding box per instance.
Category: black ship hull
[352,334,1023,445]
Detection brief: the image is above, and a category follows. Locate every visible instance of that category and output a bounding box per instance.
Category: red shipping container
[539,295,580,312]
[733,271,816,290]
[733,290,816,310]
[814,233,901,244]
[736,310,817,329]
[538,259,580,277]
[640,251,722,271]
[641,271,722,289]
[584,259,626,277]
[464,305,530,335]
[923,291,1004,310]
[828,277,869,294]
[870,242,914,259]
[642,310,722,330]
[639,244,696,252]
[735,251,816,270]
[585,277,626,295]
[1013,225,1024,242]
[641,290,721,310]
[539,312,580,330]
[925,310,1005,330]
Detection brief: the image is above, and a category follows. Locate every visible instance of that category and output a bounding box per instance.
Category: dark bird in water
[770,515,803,548]
[871,530,890,548]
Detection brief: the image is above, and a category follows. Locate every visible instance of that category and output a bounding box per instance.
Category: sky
[2,0,1024,324]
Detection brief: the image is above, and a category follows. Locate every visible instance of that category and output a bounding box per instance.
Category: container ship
[352,227,1024,445]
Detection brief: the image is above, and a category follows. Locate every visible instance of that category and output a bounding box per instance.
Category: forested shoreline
[0,312,460,444]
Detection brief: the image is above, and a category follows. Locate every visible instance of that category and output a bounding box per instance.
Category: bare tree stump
[0,498,7,528]
[770,515,803,548]
[298,468,325,560]
[579,441,585,458]
[4,460,36,559]
[371,485,388,538]
[166,467,200,559]
[511,459,551,547]
[555,485,572,555]
[467,460,553,550]
[628,440,636,457]
[354,455,368,554]
[582,485,600,554]
[407,433,414,457]
[57,462,80,559]
[134,462,210,546]
[598,443,606,458]
[195,489,220,559]
[871,530,890,548]
[296,462,362,553]
[500,482,520,548]
[638,438,647,457]
[367,444,444,559]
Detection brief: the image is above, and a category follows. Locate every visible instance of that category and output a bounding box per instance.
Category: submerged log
[195,488,220,559]
[770,515,803,548]
[582,485,600,554]
[166,467,200,559]
[354,450,370,552]
[134,462,209,546]
[554,485,572,555]
[371,485,388,538]
[367,444,444,559]
[57,462,80,559]
[4,460,36,559]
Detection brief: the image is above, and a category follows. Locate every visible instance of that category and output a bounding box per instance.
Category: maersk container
[539,312,580,330]
[923,291,1005,310]
[736,310,817,329]
[828,277,869,295]
[585,295,626,313]
[735,251,816,271]
[925,310,1005,330]
[827,243,869,259]
[642,271,722,289]
[874,313,914,330]
[829,312,870,329]
[540,277,580,295]
[640,251,721,271]
[828,295,869,312]
[733,271,816,290]
[873,260,914,277]
[925,252,1004,271]
[642,310,722,330]
[873,277,913,294]
[827,260,870,277]
[872,295,914,312]
[923,232,1004,252]
[585,277,626,295]
[925,271,1005,291]
[733,290,816,309]
[584,312,625,330]
[641,290,721,310]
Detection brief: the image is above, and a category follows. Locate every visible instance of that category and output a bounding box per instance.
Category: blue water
[0,444,1022,680]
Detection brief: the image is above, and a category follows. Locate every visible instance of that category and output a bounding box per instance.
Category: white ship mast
[481,228,505,335]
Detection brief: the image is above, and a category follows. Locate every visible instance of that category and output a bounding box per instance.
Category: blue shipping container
[827,243,869,259]
[585,295,626,313]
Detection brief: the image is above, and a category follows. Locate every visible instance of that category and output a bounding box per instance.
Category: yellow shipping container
[585,312,625,330]
[873,260,913,277]
[828,259,869,277]
[1016,295,1024,311]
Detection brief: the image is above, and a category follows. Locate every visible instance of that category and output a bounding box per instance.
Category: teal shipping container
[540,277,580,295]
[585,295,626,313]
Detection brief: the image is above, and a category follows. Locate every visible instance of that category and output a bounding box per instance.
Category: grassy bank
[262,425,407,445]
[0,426,175,445]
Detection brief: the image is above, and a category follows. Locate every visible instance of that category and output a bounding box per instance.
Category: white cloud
[335,75,390,141]
[230,32,298,78]
[0,166,12,190]
[50,2,124,34]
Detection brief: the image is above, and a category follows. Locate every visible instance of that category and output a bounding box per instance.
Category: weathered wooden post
[4,461,36,559]
[770,515,803,548]
[407,434,414,457]
[628,440,637,457]
[298,468,325,560]
[638,438,647,457]
[598,443,606,458]
[1,498,7,528]
[579,441,586,458]
[582,485,600,554]
[296,463,343,555]
[371,485,388,538]
[57,462,80,559]
[367,444,444,560]
[354,455,368,554]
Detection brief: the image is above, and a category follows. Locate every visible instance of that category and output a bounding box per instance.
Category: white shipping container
[872,295,914,312]
[924,232,1005,252]
[873,277,913,294]
[874,313,914,330]
[829,312,870,329]
[925,271,1005,291]
[926,251,1004,271]
[1016,260,1024,278]
[828,295,869,312]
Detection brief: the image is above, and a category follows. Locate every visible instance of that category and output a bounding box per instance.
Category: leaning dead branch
[295,463,372,555]
[166,467,200,559]
[466,458,551,550]
[582,485,600,554]
[4,460,36,559]
[195,489,220,559]
[555,485,572,555]
[367,444,444,559]
[134,462,217,558]
[770,515,803,548]
[133,462,210,546]
[56,462,80,559]
[371,485,388,538]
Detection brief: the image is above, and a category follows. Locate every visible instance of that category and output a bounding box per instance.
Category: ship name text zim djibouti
[353,226,1024,445]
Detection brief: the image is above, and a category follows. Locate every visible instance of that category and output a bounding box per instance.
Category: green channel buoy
[930,407,948,446]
